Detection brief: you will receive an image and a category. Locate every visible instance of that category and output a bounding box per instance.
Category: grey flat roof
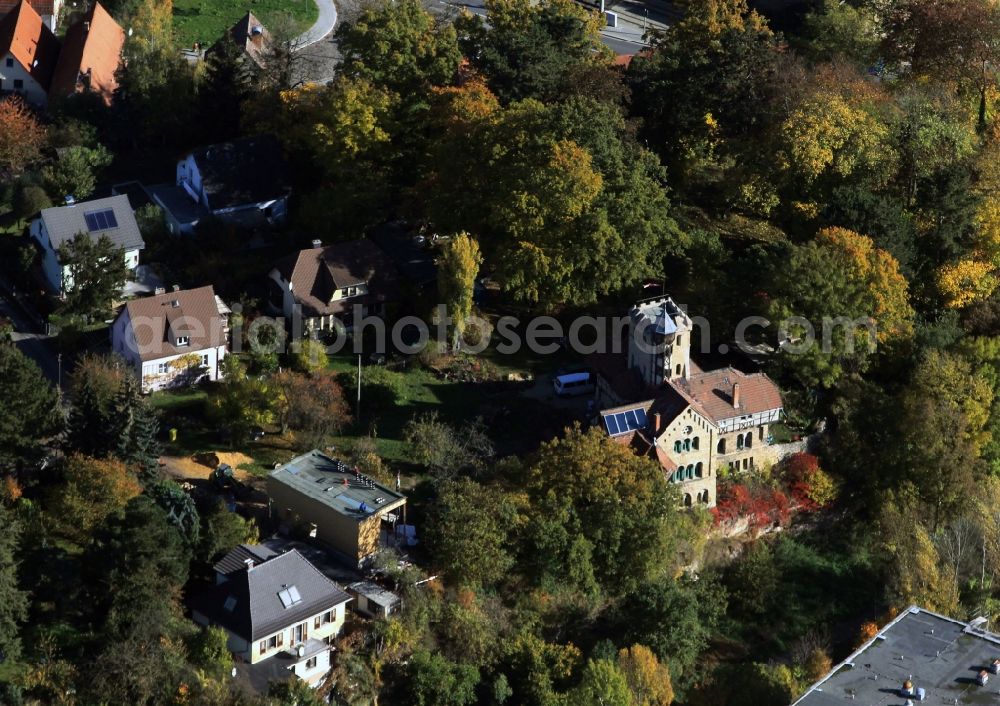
[146,183,209,225]
[268,450,406,522]
[40,194,145,251]
[794,606,1000,706]
[348,581,401,609]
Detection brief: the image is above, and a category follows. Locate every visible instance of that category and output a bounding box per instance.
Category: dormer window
[176,336,190,346]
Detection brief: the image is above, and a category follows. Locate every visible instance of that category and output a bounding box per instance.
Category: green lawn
[172,0,318,50]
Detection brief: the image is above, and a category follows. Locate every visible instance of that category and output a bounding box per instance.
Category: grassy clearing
[172,0,318,50]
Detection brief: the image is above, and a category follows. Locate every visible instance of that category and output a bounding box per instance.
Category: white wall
[0,51,48,106]
[139,345,226,393]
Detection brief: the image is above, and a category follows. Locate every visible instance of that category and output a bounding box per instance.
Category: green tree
[85,496,192,704]
[620,577,727,695]
[800,0,879,65]
[425,478,525,588]
[457,0,608,103]
[336,0,462,94]
[41,144,113,200]
[0,344,62,473]
[113,371,161,481]
[146,479,201,549]
[198,501,258,564]
[627,3,778,193]
[58,233,129,318]
[570,659,633,706]
[290,337,329,374]
[404,412,494,480]
[428,97,683,308]
[896,349,991,530]
[522,426,685,596]
[197,36,255,142]
[438,233,482,349]
[66,355,122,457]
[207,355,274,444]
[0,504,28,663]
[13,183,51,224]
[402,649,480,706]
[115,0,195,145]
[723,540,777,616]
[767,227,913,388]
[187,625,233,681]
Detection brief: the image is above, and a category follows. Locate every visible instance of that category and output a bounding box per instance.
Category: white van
[552,372,595,397]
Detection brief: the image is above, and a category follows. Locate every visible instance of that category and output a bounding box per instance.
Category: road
[0,281,61,388]
[293,0,338,50]
[431,0,670,55]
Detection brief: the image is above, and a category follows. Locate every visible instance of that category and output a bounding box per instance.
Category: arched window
[695,462,703,478]
[675,364,681,376]
[674,440,682,454]
[700,490,709,504]
[687,464,694,480]
[736,435,744,450]
[744,432,753,449]
[683,439,691,452]
[692,436,699,450]
[717,438,726,454]
[684,493,692,507]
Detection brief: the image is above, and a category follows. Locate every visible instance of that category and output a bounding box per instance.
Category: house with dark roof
[268,239,401,334]
[794,606,1000,706]
[110,284,230,392]
[267,450,407,568]
[30,194,144,294]
[0,0,59,31]
[192,545,352,691]
[48,2,124,106]
[0,0,59,105]
[150,134,290,234]
[594,296,784,508]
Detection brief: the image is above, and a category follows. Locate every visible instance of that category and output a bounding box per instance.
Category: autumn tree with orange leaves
[0,96,45,173]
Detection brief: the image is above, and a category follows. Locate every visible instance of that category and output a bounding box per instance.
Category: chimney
[172,284,180,292]
[732,382,741,408]
[83,20,90,32]
[653,412,661,434]
[154,286,165,295]
[311,239,322,248]
[244,557,254,571]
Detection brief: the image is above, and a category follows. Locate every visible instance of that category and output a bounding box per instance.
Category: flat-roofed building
[267,450,407,568]
[794,606,1000,706]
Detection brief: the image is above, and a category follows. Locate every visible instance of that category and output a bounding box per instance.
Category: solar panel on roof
[624,409,638,428]
[604,414,620,435]
[84,208,118,232]
[635,408,647,427]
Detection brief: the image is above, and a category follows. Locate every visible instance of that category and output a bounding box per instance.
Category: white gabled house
[110,285,229,392]
[30,194,144,295]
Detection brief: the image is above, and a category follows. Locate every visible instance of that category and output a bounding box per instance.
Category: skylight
[277,585,302,608]
[223,596,237,612]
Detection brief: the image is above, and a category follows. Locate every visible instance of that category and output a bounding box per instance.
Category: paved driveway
[294,0,338,50]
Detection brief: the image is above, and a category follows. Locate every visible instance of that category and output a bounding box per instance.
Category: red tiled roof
[669,368,782,423]
[120,286,227,361]
[0,0,59,89]
[274,239,400,318]
[227,11,269,67]
[49,2,124,106]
